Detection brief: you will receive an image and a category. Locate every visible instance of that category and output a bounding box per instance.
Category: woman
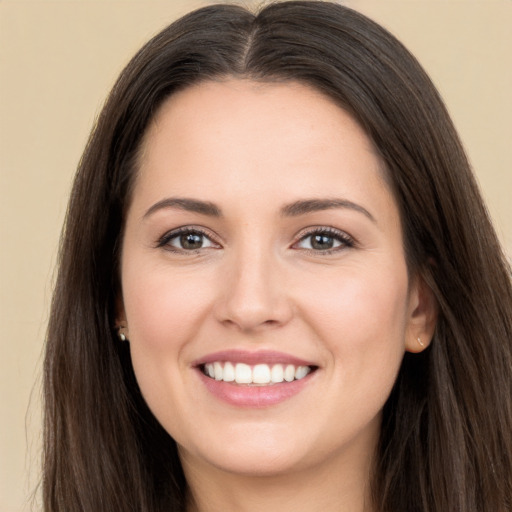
[43,2,512,511]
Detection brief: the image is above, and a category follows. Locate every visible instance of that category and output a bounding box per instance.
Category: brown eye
[159,229,217,251]
[180,232,205,250]
[295,229,354,253]
[310,234,335,250]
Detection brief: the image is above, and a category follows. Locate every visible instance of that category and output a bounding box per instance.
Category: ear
[404,273,438,353]
[114,295,129,339]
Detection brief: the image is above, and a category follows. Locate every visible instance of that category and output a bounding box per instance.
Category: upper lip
[192,349,317,368]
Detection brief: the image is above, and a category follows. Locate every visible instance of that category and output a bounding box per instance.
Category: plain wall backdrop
[1,1,510,510]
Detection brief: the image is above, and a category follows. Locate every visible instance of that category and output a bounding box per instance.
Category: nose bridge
[216,237,291,331]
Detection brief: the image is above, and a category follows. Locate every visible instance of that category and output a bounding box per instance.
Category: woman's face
[119,80,431,478]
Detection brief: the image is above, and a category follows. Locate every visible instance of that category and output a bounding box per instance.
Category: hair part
[44,2,512,511]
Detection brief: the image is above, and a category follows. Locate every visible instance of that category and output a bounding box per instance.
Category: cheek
[120,262,214,428]
[120,261,217,414]
[299,263,409,370]
[122,261,215,352]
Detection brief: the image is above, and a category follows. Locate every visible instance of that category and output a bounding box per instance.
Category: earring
[417,337,425,347]
[117,326,128,341]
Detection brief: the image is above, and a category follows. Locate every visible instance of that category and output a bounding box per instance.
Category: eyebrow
[280,198,376,223]
[143,197,222,219]
[143,196,375,223]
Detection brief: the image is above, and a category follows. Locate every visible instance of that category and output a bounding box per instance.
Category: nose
[214,248,294,333]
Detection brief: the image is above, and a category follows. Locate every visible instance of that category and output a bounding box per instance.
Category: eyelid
[156,225,221,251]
[155,224,354,254]
[292,226,355,253]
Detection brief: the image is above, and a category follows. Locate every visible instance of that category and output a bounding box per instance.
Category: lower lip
[197,370,314,408]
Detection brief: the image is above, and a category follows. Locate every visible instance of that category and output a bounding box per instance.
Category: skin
[118,79,436,512]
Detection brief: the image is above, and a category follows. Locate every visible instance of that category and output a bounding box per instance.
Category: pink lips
[193,350,317,408]
[193,349,314,367]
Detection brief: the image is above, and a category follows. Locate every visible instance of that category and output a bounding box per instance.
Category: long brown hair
[43,2,512,511]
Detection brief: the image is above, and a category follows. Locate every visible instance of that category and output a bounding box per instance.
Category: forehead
[146,79,375,154]
[132,79,397,224]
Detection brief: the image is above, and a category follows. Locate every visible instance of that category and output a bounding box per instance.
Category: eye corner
[292,226,355,254]
[156,226,222,253]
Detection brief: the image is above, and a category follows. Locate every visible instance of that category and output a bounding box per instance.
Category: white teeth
[203,362,312,385]
[295,366,309,380]
[252,364,271,384]
[223,361,235,382]
[271,364,284,383]
[235,363,252,384]
[214,362,223,380]
[284,364,295,382]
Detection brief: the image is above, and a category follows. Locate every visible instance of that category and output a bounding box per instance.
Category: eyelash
[156,226,355,255]
[156,226,218,253]
[292,227,355,254]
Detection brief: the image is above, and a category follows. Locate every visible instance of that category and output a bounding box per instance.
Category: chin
[178,425,315,477]
[198,450,306,478]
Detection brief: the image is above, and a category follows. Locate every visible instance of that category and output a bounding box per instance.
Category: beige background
[1,1,510,510]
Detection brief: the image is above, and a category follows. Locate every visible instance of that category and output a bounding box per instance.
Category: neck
[182,446,375,512]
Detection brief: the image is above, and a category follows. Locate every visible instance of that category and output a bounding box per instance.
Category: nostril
[214,268,294,331]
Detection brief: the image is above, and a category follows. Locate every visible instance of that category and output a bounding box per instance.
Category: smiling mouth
[201,362,316,385]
